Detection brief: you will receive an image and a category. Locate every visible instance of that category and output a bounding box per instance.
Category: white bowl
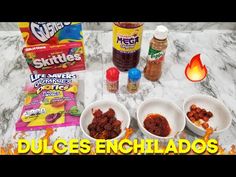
[183,94,232,137]
[137,98,186,140]
[80,99,131,142]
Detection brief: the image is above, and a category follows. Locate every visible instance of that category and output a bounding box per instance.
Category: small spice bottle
[144,25,168,81]
[106,67,120,93]
[127,68,141,93]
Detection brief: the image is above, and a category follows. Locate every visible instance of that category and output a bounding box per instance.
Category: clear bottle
[127,68,141,93]
[106,67,120,93]
[112,22,144,71]
[144,25,168,81]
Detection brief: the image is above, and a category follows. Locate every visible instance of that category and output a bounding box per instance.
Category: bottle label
[148,47,165,62]
[106,80,119,93]
[113,24,143,53]
[127,80,139,93]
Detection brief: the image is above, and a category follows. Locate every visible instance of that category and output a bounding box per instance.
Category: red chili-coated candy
[202,122,209,129]
[190,104,197,110]
[88,108,121,140]
[202,116,210,122]
[144,114,171,137]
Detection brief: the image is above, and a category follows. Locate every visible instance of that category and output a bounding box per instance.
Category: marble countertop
[0,29,236,153]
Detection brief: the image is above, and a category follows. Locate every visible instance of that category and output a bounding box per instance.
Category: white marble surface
[0,29,236,152]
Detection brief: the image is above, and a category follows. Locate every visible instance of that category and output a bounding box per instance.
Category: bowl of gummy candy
[183,94,232,137]
[80,100,131,142]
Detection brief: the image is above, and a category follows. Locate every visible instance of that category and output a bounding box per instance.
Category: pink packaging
[16,73,81,131]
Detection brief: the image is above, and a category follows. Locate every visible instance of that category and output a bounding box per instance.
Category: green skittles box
[18,22,86,74]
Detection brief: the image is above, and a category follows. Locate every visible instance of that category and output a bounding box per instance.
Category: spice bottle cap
[154,25,168,40]
[106,67,120,81]
[128,68,141,81]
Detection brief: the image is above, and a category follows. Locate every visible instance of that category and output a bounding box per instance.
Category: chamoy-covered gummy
[88,108,122,139]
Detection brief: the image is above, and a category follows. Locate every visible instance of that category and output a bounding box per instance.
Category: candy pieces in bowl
[137,98,186,141]
[183,94,232,137]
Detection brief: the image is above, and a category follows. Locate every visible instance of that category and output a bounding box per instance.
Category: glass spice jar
[127,68,141,93]
[106,67,120,93]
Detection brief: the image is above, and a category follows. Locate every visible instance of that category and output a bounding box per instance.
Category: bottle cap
[128,68,141,81]
[106,67,119,81]
[154,25,168,40]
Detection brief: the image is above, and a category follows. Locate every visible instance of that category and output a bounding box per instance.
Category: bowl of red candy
[80,100,131,142]
[183,94,232,137]
[137,98,186,140]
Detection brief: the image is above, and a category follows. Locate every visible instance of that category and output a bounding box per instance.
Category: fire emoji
[185,54,208,82]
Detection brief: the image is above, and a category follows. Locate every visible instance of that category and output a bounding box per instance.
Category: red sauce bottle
[112,22,144,71]
[144,25,168,81]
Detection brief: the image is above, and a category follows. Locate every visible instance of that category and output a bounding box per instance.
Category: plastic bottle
[112,22,144,71]
[144,25,168,81]
[127,68,141,93]
[106,67,120,93]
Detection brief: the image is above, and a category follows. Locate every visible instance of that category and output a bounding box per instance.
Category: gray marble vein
[0,27,236,152]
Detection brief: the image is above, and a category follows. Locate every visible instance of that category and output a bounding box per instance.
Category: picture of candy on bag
[18,22,84,46]
[16,74,81,131]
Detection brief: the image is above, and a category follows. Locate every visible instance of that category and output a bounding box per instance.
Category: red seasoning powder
[144,25,168,81]
[106,67,120,93]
